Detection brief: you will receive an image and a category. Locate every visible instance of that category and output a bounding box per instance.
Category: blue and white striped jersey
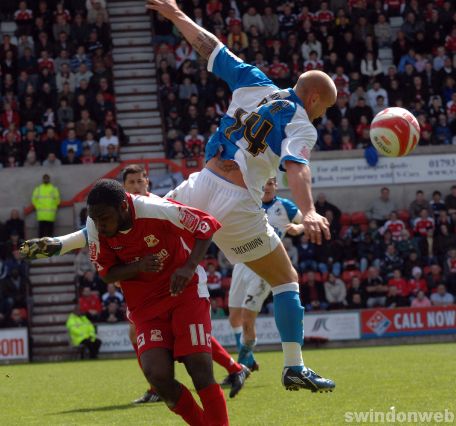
[262,196,302,240]
[206,44,318,205]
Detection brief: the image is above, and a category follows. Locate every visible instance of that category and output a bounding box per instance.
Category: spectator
[99,127,119,157]
[388,269,410,299]
[409,190,431,219]
[413,208,435,239]
[297,234,317,272]
[74,246,96,284]
[379,211,406,241]
[0,267,28,311]
[368,187,397,225]
[430,284,455,306]
[101,283,124,307]
[445,185,456,214]
[78,286,102,322]
[363,266,388,308]
[100,301,124,323]
[314,193,341,223]
[5,209,25,240]
[61,128,82,160]
[262,6,279,39]
[323,273,347,310]
[206,262,223,299]
[66,305,102,359]
[429,191,446,219]
[411,290,431,308]
[210,298,226,319]
[31,174,60,237]
[408,266,428,297]
[366,81,388,109]
[282,237,298,270]
[99,143,119,163]
[300,271,327,312]
[4,308,28,328]
[347,276,365,308]
[42,152,62,167]
[385,285,408,308]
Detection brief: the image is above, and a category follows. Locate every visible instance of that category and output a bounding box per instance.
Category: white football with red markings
[370,107,420,157]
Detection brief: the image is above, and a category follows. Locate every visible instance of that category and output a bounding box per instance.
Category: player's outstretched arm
[20,229,88,259]
[146,0,219,60]
[285,160,331,245]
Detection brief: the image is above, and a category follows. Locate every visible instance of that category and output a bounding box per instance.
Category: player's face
[124,172,149,195]
[88,203,125,238]
[262,178,277,202]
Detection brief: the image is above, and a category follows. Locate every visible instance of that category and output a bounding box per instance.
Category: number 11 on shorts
[189,323,211,347]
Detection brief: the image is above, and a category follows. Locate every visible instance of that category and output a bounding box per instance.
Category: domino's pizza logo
[366,311,391,336]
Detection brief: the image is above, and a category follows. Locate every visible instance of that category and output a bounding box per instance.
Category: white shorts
[166,169,280,264]
[228,263,271,312]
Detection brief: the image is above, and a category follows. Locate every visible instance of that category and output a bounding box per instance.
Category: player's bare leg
[246,243,335,392]
[128,324,161,403]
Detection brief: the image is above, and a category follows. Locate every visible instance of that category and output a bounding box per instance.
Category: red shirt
[413,217,435,236]
[206,271,222,290]
[88,194,221,322]
[79,294,102,314]
[408,278,428,295]
[382,220,406,241]
[315,10,334,23]
[388,278,410,297]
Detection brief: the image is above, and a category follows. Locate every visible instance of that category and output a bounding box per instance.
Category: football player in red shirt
[86,178,228,425]
[21,165,250,404]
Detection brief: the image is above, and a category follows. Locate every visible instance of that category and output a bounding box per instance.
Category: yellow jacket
[66,313,97,346]
[31,183,60,222]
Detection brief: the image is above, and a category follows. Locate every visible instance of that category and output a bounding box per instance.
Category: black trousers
[38,221,55,238]
[80,338,102,359]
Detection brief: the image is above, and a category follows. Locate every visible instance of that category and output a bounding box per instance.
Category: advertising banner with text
[361,306,456,338]
[279,154,456,189]
[0,328,29,361]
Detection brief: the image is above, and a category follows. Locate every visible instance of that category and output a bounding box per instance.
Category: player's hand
[146,0,179,20]
[302,210,331,245]
[284,223,304,236]
[138,254,163,273]
[20,238,62,259]
[170,265,195,296]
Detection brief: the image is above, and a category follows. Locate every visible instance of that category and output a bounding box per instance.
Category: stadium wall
[1,145,455,237]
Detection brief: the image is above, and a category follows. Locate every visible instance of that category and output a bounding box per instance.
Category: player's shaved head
[294,70,337,121]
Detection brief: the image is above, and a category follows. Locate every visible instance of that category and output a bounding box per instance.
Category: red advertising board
[361,306,456,338]
[0,328,29,361]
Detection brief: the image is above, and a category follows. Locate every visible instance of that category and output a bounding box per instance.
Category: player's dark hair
[87,179,126,208]
[122,164,147,183]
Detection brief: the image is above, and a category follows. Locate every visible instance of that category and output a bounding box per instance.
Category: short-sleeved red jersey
[87,193,221,322]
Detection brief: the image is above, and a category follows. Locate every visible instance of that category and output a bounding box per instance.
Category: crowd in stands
[0,0,124,168]
[200,184,456,314]
[154,0,456,159]
[0,209,28,327]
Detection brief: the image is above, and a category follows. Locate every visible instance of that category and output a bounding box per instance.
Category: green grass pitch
[1,343,455,425]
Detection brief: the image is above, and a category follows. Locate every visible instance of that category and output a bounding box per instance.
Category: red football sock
[211,337,242,374]
[171,384,206,426]
[198,383,229,426]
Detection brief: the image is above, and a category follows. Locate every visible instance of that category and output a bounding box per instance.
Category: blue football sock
[232,326,242,352]
[272,283,305,373]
